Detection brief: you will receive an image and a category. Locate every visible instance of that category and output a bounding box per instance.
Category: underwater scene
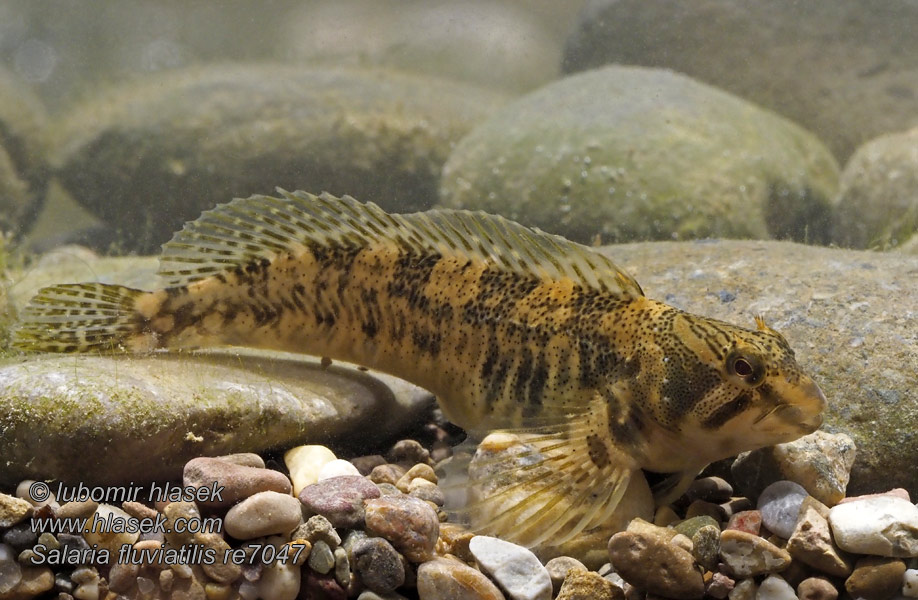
[0,1,917,599]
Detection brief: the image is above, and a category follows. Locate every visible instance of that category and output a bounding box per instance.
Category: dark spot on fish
[587,434,610,468]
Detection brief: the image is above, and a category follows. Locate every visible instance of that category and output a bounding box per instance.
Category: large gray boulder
[562,0,918,162]
[440,66,838,245]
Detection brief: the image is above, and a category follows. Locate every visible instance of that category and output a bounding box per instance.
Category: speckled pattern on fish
[13,190,826,547]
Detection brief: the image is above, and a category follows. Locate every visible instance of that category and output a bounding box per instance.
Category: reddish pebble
[726,510,762,535]
[303,571,347,600]
[837,488,911,503]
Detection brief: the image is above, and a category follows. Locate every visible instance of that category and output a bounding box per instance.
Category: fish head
[638,310,827,471]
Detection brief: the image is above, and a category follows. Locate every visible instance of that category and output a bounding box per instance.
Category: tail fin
[12,283,150,353]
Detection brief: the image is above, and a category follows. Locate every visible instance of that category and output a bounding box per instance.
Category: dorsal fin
[158,189,644,298]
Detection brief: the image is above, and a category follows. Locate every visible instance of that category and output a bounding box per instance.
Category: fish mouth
[753,376,827,433]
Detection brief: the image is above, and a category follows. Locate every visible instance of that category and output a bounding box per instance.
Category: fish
[13,190,826,547]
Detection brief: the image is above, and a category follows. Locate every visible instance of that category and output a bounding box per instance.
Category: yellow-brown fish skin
[13,191,826,545]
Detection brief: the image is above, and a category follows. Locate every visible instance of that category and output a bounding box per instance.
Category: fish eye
[727,352,764,386]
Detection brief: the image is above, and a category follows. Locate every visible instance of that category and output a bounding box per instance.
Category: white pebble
[755,574,795,600]
[757,480,808,538]
[257,561,301,600]
[469,536,552,600]
[284,445,336,495]
[828,496,918,556]
[902,568,918,597]
[317,459,361,480]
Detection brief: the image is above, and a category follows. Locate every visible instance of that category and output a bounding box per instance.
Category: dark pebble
[686,477,733,503]
[350,455,387,476]
[2,522,38,551]
[352,537,406,594]
[298,476,381,529]
[387,439,430,467]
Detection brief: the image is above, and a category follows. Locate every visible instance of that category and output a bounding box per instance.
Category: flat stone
[757,480,809,539]
[352,537,405,594]
[844,556,906,600]
[732,431,856,506]
[756,575,796,600]
[469,536,552,600]
[184,457,291,508]
[365,496,439,563]
[224,491,303,539]
[441,65,838,245]
[796,576,838,600]
[298,475,381,529]
[786,497,852,577]
[828,496,918,556]
[416,557,504,600]
[607,530,704,599]
[0,345,432,486]
[718,529,791,578]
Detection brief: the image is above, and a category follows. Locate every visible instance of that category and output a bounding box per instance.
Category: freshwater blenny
[14,190,826,546]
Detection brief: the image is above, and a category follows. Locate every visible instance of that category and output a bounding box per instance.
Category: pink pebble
[837,488,911,504]
[726,510,762,535]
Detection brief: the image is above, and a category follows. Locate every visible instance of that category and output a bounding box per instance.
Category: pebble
[727,510,762,536]
[3,565,54,598]
[755,574,795,599]
[333,546,349,587]
[786,497,852,577]
[730,578,758,600]
[217,452,265,469]
[387,439,430,468]
[358,592,409,600]
[56,499,99,520]
[757,481,808,539]
[769,431,856,506]
[303,571,347,600]
[555,567,622,600]
[0,493,32,528]
[838,488,911,503]
[0,543,22,594]
[197,532,241,583]
[318,459,362,480]
[365,495,440,562]
[299,475,381,529]
[352,537,406,594]
[285,445,337,495]
[719,529,792,578]
[407,478,446,506]
[2,523,37,552]
[686,476,734,503]
[224,490,303,539]
[545,556,588,595]
[685,499,725,521]
[121,500,159,521]
[82,504,140,554]
[844,556,906,600]
[15,480,56,508]
[469,536,552,600]
[416,557,504,600]
[796,576,838,600]
[108,562,140,593]
[691,525,721,572]
[674,515,720,538]
[295,515,342,548]
[309,540,336,575]
[163,501,202,546]
[904,568,918,598]
[369,464,407,486]
[828,495,918,556]
[607,526,704,599]
[396,464,438,492]
[705,572,734,599]
[183,457,292,507]
[350,455,387,476]
[255,561,302,600]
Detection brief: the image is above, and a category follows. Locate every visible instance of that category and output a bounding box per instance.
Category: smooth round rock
[469,535,552,600]
[364,495,439,563]
[55,64,505,252]
[184,457,291,508]
[607,530,704,599]
[285,445,337,496]
[0,344,431,486]
[562,0,918,162]
[718,529,792,578]
[796,576,839,600]
[298,475,381,529]
[757,480,809,539]
[352,537,405,594]
[832,126,918,249]
[845,556,906,600]
[224,491,303,539]
[441,65,838,244]
[317,459,361,481]
[257,560,301,600]
[416,557,504,600]
[828,496,918,557]
[756,574,796,600]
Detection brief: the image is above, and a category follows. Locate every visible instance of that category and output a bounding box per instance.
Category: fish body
[14,191,826,546]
